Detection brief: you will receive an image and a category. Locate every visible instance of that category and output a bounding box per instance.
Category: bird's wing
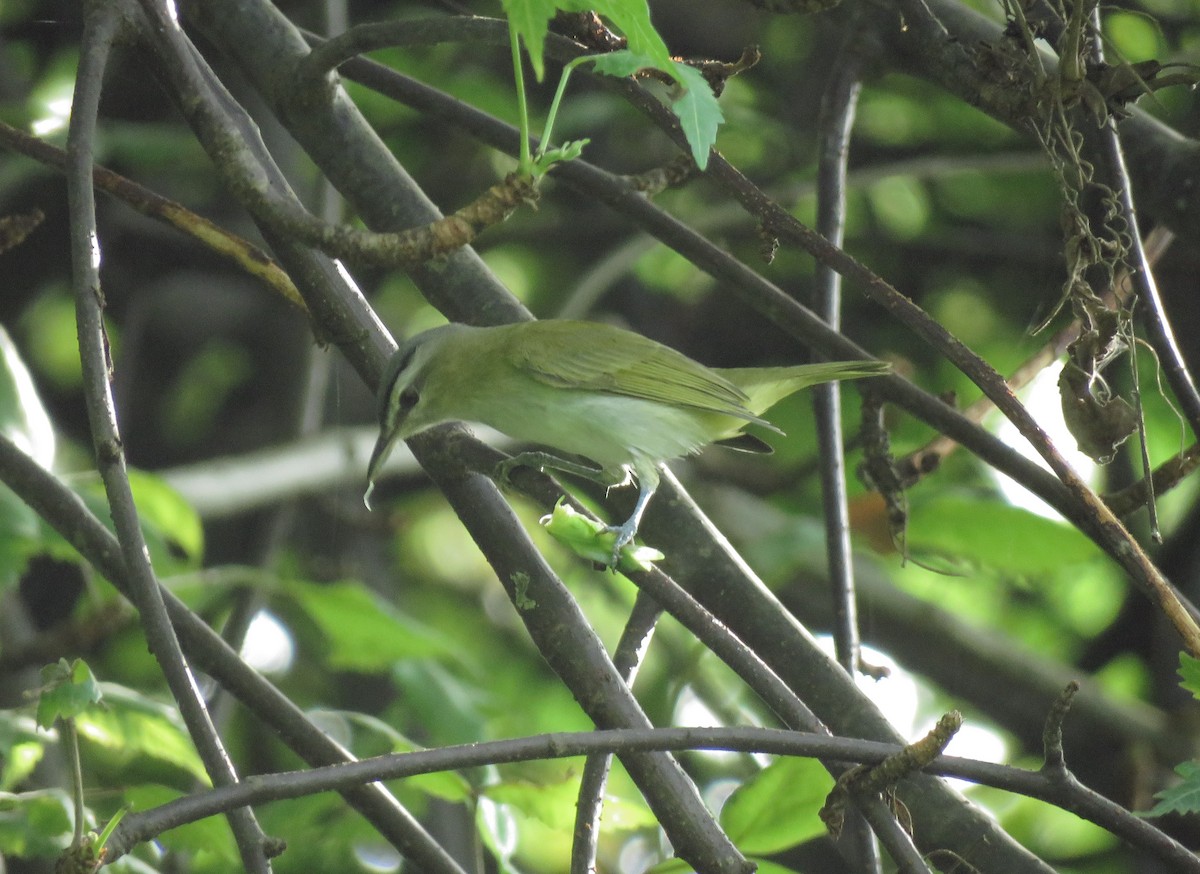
[505,322,762,421]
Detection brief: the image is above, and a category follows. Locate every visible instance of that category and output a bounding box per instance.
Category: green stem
[538,57,586,160]
[95,806,128,852]
[62,718,85,846]
[509,24,532,174]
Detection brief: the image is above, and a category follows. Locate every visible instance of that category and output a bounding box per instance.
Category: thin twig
[107,724,1200,873]
[0,431,469,873]
[699,153,1200,657]
[571,593,661,874]
[813,33,882,874]
[330,41,1085,530]
[814,35,866,685]
[899,226,1174,484]
[1042,681,1080,776]
[68,3,270,870]
[417,428,754,874]
[0,120,304,309]
[1085,8,1200,490]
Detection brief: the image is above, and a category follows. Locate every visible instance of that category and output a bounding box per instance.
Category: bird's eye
[399,387,419,410]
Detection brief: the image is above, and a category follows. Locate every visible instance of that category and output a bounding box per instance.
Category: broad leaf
[283,578,452,670]
[720,756,833,854]
[668,62,722,169]
[75,683,208,784]
[1146,760,1200,817]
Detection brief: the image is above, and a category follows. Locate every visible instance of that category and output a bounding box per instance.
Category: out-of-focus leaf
[476,792,521,872]
[312,709,472,803]
[0,788,72,857]
[0,325,53,583]
[127,468,204,566]
[1000,794,1117,857]
[483,772,655,832]
[720,756,833,854]
[123,784,237,867]
[257,793,403,874]
[283,578,452,670]
[160,340,252,449]
[1179,653,1200,702]
[17,291,81,390]
[75,683,207,785]
[392,660,489,746]
[0,713,47,792]
[61,469,204,575]
[906,494,1101,576]
[35,658,102,728]
[647,861,801,874]
[0,325,55,468]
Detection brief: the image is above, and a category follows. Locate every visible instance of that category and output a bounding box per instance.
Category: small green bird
[365,320,888,562]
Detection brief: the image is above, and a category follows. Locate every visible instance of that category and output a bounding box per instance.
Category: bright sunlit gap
[992,360,1098,519]
[31,96,72,136]
[239,610,295,674]
[675,640,1008,773]
[817,639,1010,783]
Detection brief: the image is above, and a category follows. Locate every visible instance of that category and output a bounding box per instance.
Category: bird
[364,319,889,563]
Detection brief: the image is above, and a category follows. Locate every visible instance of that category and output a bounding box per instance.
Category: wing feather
[503,321,764,423]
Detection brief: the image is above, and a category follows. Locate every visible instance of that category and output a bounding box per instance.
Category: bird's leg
[604,461,661,566]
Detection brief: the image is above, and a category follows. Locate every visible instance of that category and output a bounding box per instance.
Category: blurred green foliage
[2,0,1200,871]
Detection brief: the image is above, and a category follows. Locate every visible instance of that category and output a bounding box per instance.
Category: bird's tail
[717,360,891,415]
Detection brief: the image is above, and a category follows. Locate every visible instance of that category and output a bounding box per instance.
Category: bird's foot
[603,519,639,568]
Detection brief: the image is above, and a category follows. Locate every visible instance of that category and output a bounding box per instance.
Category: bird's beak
[363,428,398,510]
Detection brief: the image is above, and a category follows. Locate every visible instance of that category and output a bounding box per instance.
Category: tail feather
[716,360,890,416]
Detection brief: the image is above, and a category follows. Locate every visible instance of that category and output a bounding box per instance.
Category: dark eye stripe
[377,343,420,426]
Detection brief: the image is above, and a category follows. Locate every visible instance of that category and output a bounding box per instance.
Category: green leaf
[127,468,204,567]
[1146,760,1200,817]
[720,756,833,854]
[906,494,1101,577]
[61,469,204,576]
[75,683,208,784]
[503,0,676,81]
[531,138,590,175]
[591,0,674,70]
[312,709,472,802]
[483,773,655,832]
[391,660,490,746]
[283,578,453,670]
[36,658,102,728]
[1178,653,1200,702]
[501,0,560,80]
[540,499,663,571]
[256,793,381,872]
[123,784,238,865]
[0,789,72,857]
[586,51,721,170]
[668,62,722,170]
[588,49,654,79]
[0,325,55,469]
[0,712,47,792]
[0,326,52,582]
[645,859,801,874]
